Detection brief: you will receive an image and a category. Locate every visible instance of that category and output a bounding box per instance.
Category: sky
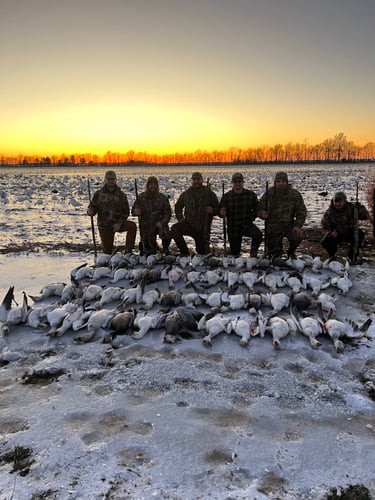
[1,0,374,156]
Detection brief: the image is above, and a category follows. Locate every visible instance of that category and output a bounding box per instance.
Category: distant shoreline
[1,159,375,169]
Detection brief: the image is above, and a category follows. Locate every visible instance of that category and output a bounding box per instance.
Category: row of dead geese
[0,252,371,352]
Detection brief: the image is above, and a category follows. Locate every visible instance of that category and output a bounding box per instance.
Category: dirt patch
[0,445,34,476]
[326,484,372,500]
[21,367,66,385]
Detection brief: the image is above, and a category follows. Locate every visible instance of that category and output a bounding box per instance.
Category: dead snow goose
[82,284,103,302]
[132,312,166,339]
[290,304,322,348]
[141,288,161,310]
[201,314,232,346]
[231,316,255,346]
[265,316,291,349]
[2,291,30,334]
[28,282,67,302]
[99,286,124,306]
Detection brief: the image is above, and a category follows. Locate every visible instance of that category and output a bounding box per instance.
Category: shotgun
[134,178,143,254]
[87,179,97,258]
[203,177,212,254]
[222,181,227,256]
[264,180,269,256]
[352,181,359,263]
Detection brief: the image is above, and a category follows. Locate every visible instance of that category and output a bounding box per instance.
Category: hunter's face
[275,178,288,190]
[192,176,203,188]
[147,181,158,193]
[105,177,117,190]
[334,199,345,209]
[232,179,244,193]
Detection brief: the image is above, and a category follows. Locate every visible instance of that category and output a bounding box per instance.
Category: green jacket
[175,185,219,232]
[89,185,130,229]
[257,185,307,229]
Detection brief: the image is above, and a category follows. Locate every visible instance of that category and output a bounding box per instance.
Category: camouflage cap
[105,170,117,180]
[191,172,203,180]
[334,191,347,201]
[274,171,288,182]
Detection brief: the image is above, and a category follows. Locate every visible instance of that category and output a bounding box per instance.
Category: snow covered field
[0,164,375,499]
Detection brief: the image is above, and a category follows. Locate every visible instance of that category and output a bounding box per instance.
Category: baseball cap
[105,170,117,180]
[275,171,288,182]
[232,172,244,182]
[334,191,346,202]
[191,172,203,180]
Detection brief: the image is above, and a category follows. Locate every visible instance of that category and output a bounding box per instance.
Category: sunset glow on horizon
[1,0,374,158]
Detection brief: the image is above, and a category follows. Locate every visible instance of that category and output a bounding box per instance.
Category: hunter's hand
[219,207,226,217]
[260,211,269,219]
[293,227,303,239]
[87,208,94,217]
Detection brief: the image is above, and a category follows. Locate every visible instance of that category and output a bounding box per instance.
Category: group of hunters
[87,169,373,264]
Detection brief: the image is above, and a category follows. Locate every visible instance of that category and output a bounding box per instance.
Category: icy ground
[0,164,374,499]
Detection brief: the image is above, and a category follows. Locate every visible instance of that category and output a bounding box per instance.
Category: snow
[0,164,375,499]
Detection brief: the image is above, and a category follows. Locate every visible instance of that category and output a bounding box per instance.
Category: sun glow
[2,101,260,156]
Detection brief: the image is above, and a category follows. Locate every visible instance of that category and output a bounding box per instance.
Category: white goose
[265,316,291,349]
[290,304,322,348]
[82,284,103,302]
[47,302,77,336]
[51,302,85,337]
[317,292,337,317]
[330,270,352,295]
[220,293,247,312]
[74,304,122,343]
[132,312,166,339]
[99,286,124,306]
[241,271,259,291]
[231,317,256,346]
[2,291,29,334]
[121,285,143,305]
[29,282,67,302]
[141,289,161,310]
[0,286,16,334]
[201,314,233,346]
[110,268,130,283]
[181,292,203,307]
[267,292,290,317]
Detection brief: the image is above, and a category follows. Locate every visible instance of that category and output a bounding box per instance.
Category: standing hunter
[132,176,172,256]
[171,172,219,256]
[86,170,136,254]
[219,172,262,257]
[257,171,307,258]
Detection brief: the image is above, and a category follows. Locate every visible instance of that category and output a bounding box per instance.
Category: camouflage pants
[140,224,171,256]
[98,220,137,254]
[266,224,303,256]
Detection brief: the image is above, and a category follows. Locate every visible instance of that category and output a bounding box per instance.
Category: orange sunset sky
[1,0,374,157]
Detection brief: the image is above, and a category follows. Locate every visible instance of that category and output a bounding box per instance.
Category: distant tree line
[1,133,374,167]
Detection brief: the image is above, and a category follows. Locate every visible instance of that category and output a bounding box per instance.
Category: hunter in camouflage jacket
[132,176,172,255]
